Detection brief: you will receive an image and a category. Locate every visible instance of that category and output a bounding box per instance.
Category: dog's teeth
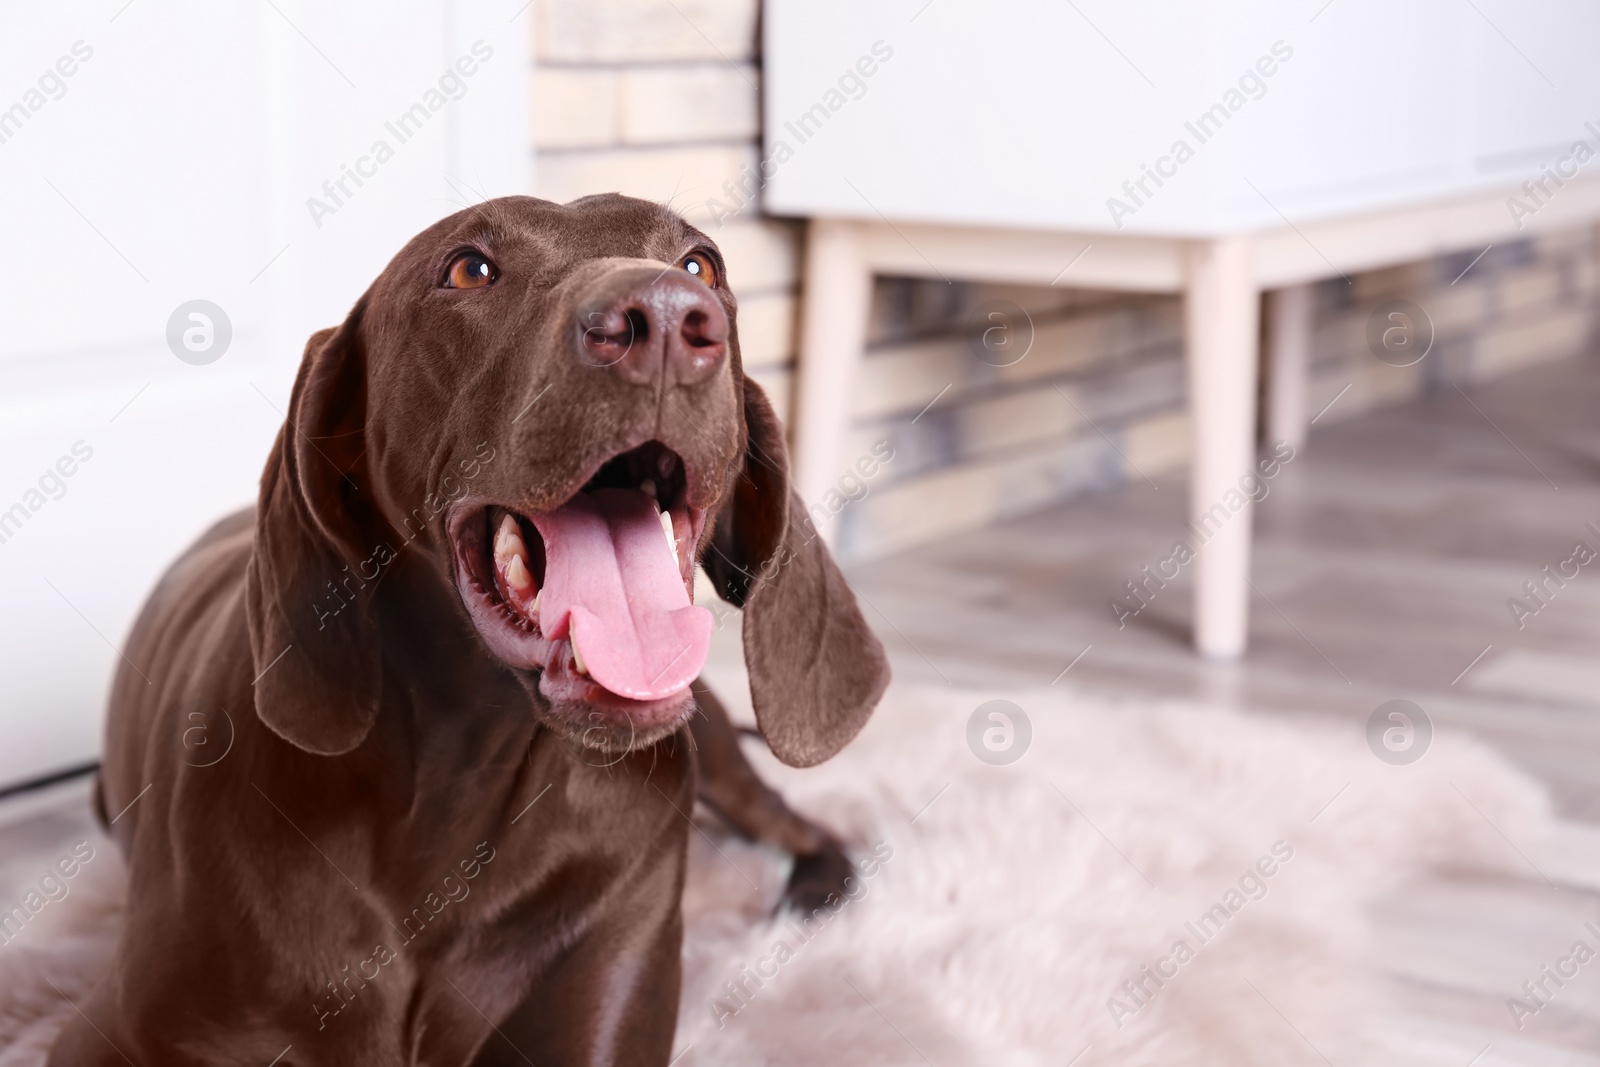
[493,514,526,564]
[504,552,534,593]
[660,509,677,560]
[496,515,537,593]
[572,642,588,675]
[531,590,541,614]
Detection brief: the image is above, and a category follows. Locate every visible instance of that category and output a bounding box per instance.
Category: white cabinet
[763,0,1600,234]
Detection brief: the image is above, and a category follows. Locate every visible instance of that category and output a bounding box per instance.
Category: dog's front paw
[779,838,856,916]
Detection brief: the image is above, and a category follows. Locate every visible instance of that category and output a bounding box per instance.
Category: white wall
[0,0,529,787]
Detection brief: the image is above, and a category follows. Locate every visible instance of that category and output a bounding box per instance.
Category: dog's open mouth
[450,441,714,722]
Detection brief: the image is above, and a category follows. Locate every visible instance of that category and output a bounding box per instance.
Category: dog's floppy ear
[702,376,889,767]
[245,299,380,756]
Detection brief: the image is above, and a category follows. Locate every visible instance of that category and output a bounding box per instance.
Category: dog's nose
[576,268,729,386]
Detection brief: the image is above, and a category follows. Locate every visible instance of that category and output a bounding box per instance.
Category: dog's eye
[443,252,497,289]
[679,250,718,288]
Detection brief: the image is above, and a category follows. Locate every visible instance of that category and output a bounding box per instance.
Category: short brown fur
[48,195,888,1067]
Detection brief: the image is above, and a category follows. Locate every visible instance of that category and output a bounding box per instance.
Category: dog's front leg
[469,887,684,1067]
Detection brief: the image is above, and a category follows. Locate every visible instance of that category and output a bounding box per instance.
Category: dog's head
[245,194,887,765]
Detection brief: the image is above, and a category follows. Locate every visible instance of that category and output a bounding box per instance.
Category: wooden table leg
[791,218,871,545]
[1266,282,1313,451]
[1185,236,1260,659]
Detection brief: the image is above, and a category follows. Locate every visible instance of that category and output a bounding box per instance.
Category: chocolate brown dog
[49,194,888,1066]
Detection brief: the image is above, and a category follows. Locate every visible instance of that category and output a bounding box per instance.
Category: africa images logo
[166,300,233,365]
[966,700,1031,766]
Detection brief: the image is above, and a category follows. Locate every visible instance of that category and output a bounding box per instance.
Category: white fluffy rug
[0,683,1549,1066]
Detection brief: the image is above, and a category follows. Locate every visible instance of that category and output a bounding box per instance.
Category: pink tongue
[531,488,711,701]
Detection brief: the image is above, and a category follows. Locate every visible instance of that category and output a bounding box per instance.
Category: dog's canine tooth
[494,513,526,564]
[504,552,534,593]
[531,590,542,614]
[572,641,588,675]
[659,509,677,561]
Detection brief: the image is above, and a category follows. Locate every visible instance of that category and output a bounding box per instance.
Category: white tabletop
[762,0,1600,237]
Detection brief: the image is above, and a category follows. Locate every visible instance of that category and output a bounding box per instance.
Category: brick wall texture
[530,1,1600,562]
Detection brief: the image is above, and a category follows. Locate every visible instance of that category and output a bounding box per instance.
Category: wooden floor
[851,353,1600,822]
[5,354,1600,1063]
[844,352,1600,1064]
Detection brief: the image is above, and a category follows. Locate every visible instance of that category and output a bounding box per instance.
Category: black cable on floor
[0,761,99,805]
